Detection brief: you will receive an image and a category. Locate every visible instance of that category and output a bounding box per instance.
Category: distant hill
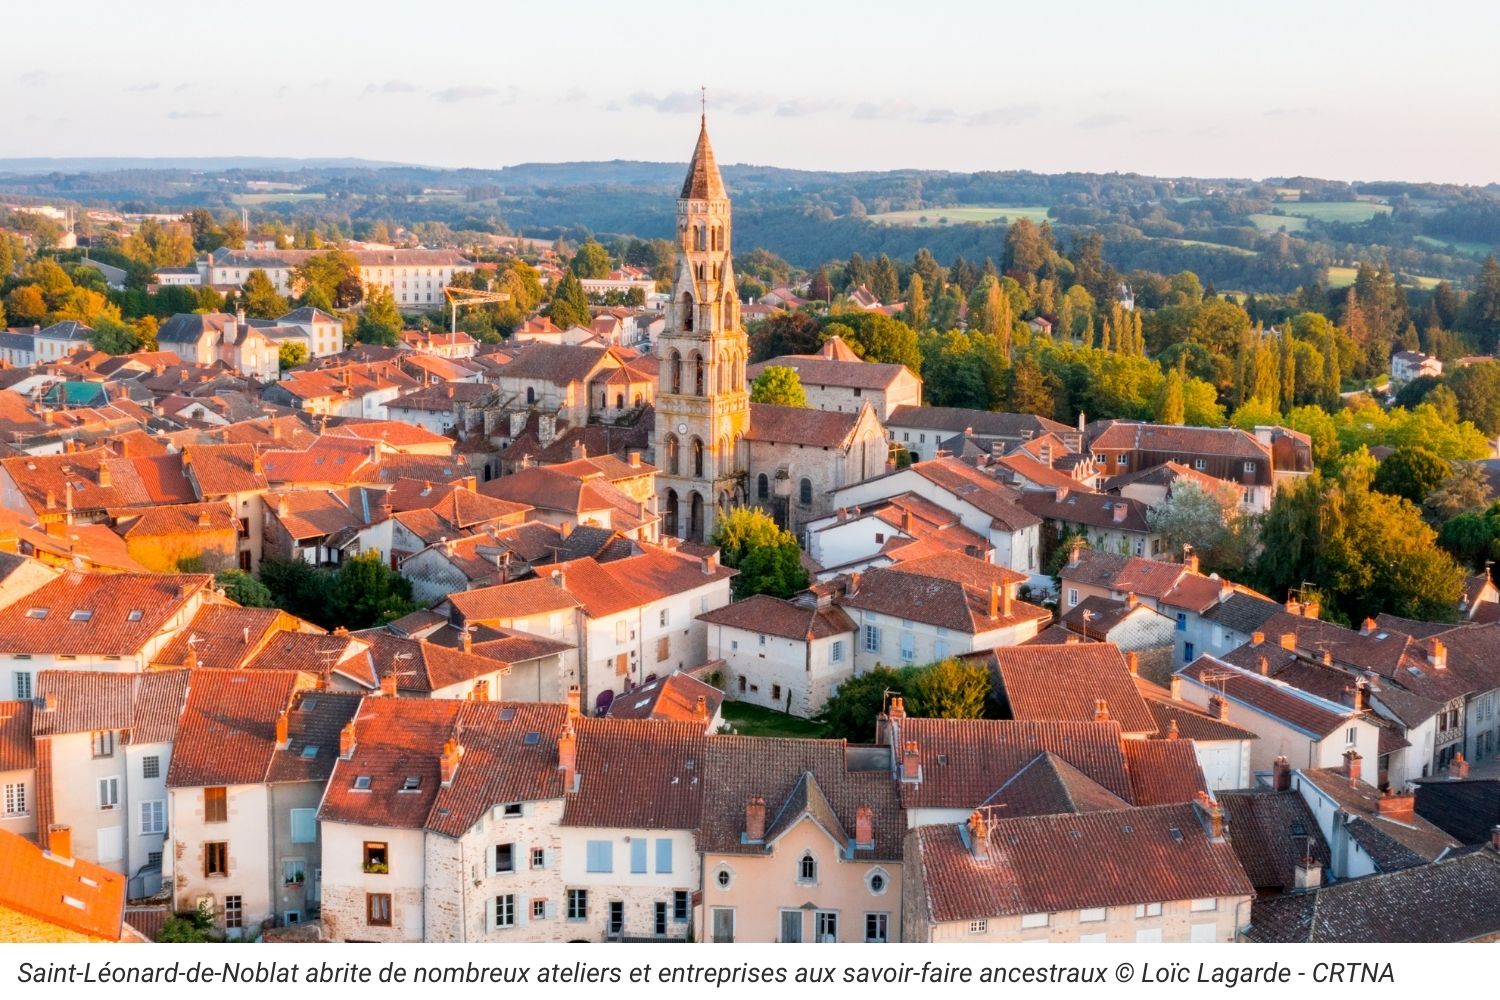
[0,156,418,173]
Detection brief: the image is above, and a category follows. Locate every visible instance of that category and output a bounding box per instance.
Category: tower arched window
[692,437,704,478]
[615,393,624,409]
[665,434,680,476]
[694,353,705,396]
[696,263,705,283]
[718,435,729,476]
[799,478,813,506]
[664,489,679,537]
[694,225,705,251]
[669,350,682,393]
[689,491,705,542]
[681,293,694,333]
[757,473,769,500]
[525,386,535,405]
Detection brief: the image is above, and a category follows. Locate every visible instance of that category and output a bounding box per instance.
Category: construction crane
[443,285,511,335]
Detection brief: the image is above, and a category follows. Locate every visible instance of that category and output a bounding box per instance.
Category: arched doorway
[665,489,679,538]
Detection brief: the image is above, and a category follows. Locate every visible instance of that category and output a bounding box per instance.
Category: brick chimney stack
[339,719,356,759]
[1360,617,1377,636]
[1194,791,1224,841]
[888,696,906,720]
[566,684,581,719]
[1343,749,1362,787]
[1293,854,1323,891]
[1208,694,1229,721]
[1251,631,1264,646]
[1280,633,1296,650]
[1093,698,1110,722]
[1183,545,1199,575]
[854,804,873,848]
[901,740,922,783]
[558,722,577,789]
[1169,674,1182,700]
[745,796,766,842]
[1113,502,1127,524]
[1126,591,1138,608]
[275,710,289,749]
[440,738,462,787]
[1375,789,1415,820]
[1430,639,1447,670]
[1451,752,1470,779]
[48,824,73,861]
[380,672,398,698]
[966,810,990,860]
[1273,755,1291,791]
[1126,651,1138,676]
[1258,655,1269,676]
[989,582,999,620]
[1001,582,1013,618]
[1166,719,1179,740]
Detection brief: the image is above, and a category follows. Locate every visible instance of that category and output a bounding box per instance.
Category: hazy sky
[9,0,1500,184]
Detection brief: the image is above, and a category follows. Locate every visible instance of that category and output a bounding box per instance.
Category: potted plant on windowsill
[363,861,389,874]
[285,873,306,887]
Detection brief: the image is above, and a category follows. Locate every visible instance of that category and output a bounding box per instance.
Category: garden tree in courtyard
[1254,458,1466,624]
[1153,367,1186,424]
[1438,499,1500,570]
[749,365,808,408]
[356,285,403,346]
[546,272,592,330]
[1424,462,1492,526]
[241,268,289,319]
[215,570,274,608]
[1371,445,1451,506]
[1146,478,1256,576]
[569,240,612,280]
[912,657,991,720]
[820,312,921,372]
[293,249,363,308]
[330,550,420,628]
[278,341,309,370]
[813,661,992,742]
[710,508,809,600]
[749,311,821,361]
[88,317,143,355]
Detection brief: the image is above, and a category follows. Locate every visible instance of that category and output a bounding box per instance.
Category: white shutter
[516,897,527,926]
[485,844,495,876]
[545,900,557,919]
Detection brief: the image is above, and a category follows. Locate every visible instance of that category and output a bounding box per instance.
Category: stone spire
[680,115,727,201]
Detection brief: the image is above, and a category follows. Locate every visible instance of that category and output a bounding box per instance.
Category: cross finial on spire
[700,85,706,123]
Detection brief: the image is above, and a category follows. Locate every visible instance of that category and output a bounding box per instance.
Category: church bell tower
[653,114,750,543]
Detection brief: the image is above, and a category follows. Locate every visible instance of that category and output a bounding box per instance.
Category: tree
[1372,445,1451,505]
[1153,367,1186,425]
[547,272,592,330]
[241,268,289,319]
[813,667,903,742]
[1438,500,1500,569]
[807,268,832,303]
[293,250,362,308]
[119,218,194,269]
[356,285,403,346]
[750,312,820,361]
[279,341,309,370]
[5,285,47,326]
[1446,360,1500,436]
[330,551,419,628]
[902,273,928,331]
[570,240,612,280]
[911,658,990,720]
[258,558,334,624]
[1425,463,1493,526]
[711,508,809,600]
[869,254,900,303]
[822,312,921,371]
[1147,478,1256,576]
[89,317,142,355]
[216,569,274,607]
[1181,376,1226,426]
[750,366,808,407]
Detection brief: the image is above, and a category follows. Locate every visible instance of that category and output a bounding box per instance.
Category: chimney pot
[854,804,873,847]
[1430,639,1447,669]
[694,694,707,719]
[1166,719,1179,740]
[1360,617,1377,636]
[745,795,766,842]
[1273,755,1291,791]
[275,710,289,749]
[1126,591,1137,608]
[47,824,72,861]
[1126,651,1138,676]
[901,740,921,782]
[558,722,577,788]
[1251,631,1264,646]
[1093,698,1109,722]
[339,719,356,759]
[1169,674,1182,700]
[966,810,990,861]
[1209,694,1229,721]
[888,696,905,720]
[1343,749,1363,787]
[1451,752,1469,780]
[1293,855,1323,891]
[380,672,398,698]
[566,684,581,719]
[1258,655,1269,676]
[440,737,462,786]
[1279,633,1296,650]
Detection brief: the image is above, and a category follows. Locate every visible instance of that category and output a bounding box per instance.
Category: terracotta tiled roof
[748,356,911,392]
[605,671,724,725]
[562,718,706,829]
[478,465,620,514]
[979,751,1130,818]
[326,420,455,451]
[446,577,581,623]
[887,405,1070,439]
[166,670,309,787]
[264,690,363,784]
[988,644,1157,736]
[841,563,1047,635]
[599,547,734,603]
[552,557,650,617]
[1217,788,1331,892]
[1121,739,1209,805]
[261,437,382,486]
[181,442,267,495]
[153,605,307,671]
[697,594,854,640]
[1019,489,1152,532]
[0,828,127,940]
[0,700,35,771]
[892,718,1133,808]
[358,631,510,694]
[745,402,865,449]
[698,735,904,860]
[1134,678,1260,742]
[1297,768,1459,866]
[0,572,210,656]
[910,802,1253,923]
[243,633,377,688]
[494,342,612,384]
[114,501,238,538]
[1180,655,1354,738]
[1090,422,1271,461]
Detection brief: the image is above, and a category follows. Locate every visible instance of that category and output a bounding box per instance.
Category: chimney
[47,824,72,862]
[966,811,989,861]
[566,684,581,719]
[901,740,921,783]
[989,582,999,619]
[902,509,913,534]
[1126,651,1138,676]
[854,804,873,847]
[1183,545,1199,575]
[558,722,577,789]
[44,692,58,713]
[1360,617,1377,636]
[1321,650,1333,666]
[1343,749,1362,787]
[1208,694,1229,721]
[1430,639,1447,670]
[1490,825,1500,852]
[1251,631,1264,646]
[461,627,472,654]
[628,451,641,469]
[1273,755,1291,791]
[1054,485,1068,504]
[551,569,565,588]
[1169,674,1182,700]
[197,509,212,529]
[888,695,905,721]
[98,461,111,488]
[339,719,356,759]
[1195,791,1225,841]
[1068,537,1085,568]
[1257,655,1269,676]
[1126,591,1138,608]
[571,439,586,461]
[1293,854,1323,891]
[847,571,861,597]
[439,738,462,787]
[1279,633,1296,650]
[1112,502,1127,524]
[745,795,766,843]
[1093,698,1110,722]
[1375,790,1415,820]
[253,451,263,476]
[381,672,398,698]
[277,495,288,517]
[1166,719,1179,740]
[275,710,289,749]
[1351,681,1367,712]
[1451,752,1469,780]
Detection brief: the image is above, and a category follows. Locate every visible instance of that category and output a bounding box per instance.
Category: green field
[868,205,1051,226]
[1248,213,1309,232]
[231,192,327,205]
[1161,237,1259,256]
[720,701,824,738]
[1327,265,1442,290]
[1278,201,1391,224]
[1415,234,1496,258]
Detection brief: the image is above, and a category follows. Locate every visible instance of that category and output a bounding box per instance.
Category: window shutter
[545,899,557,919]
[486,844,495,876]
[631,838,647,873]
[656,838,672,874]
[516,896,527,926]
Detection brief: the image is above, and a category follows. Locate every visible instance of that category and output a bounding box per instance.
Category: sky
[8,0,1500,185]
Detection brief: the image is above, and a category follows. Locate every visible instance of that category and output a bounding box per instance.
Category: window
[738,676,746,692]
[97,777,119,810]
[532,898,547,920]
[1080,907,1106,923]
[205,841,228,877]
[863,624,881,653]
[1183,642,1195,662]
[935,638,949,660]
[615,620,627,643]
[363,842,389,874]
[968,919,988,934]
[367,893,391,926]
[3,782,26,817]
[148,850,162,867]
[758,633,767,647]
[780,909,803,942]
[1190,897,1217,912]
[290,808,316,844]
[1345,727,1357,746]
[12,671,30,700]
[659,608,670,628]
[1080,932,1108,944]
[1135,902,1163,918]
[1190,922,1217,942]
[493,843,515,874]
[655,838,673,874]
[586,840,613,873]
[799,478,813,506]
[865,912,888,943]
[899,632,915,662]
[203,786,227,823]
[608,900,625,937]
[867,869,887,895]
[673,890,689,922]
[657,636,670,662]
[631,838,648,874]
[69,609,92,622]
[1243,461,1256,474]
[494,894,516,928]
[91,731,114,758]
[771,683,781,702]
[830,641,844,663]
[715,867,732,889]
[814,911,838,942]
[1194,459,1207,471]
[141,755,160,780]
[1175,612,1187,632]
[798,853,817,883]
[139,799,165,835]
[531,847,546,869]
[654,901,668,936]
[1021,912,1050,929]
[225,894,242,929]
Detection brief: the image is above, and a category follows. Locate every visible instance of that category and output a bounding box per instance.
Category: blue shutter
[655,838,673,874]
[587,840,613,873]
[631,838,647,874]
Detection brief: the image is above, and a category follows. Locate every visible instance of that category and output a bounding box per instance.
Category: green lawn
[868,205,1051,226]
[231,192,326,205]
[1272,200,1392,224]
[1327,264,1442,290]
[1415,234,1496,258]
[1248,212,1308,232]
[1160,237,1259,256]
[720,701,824,738]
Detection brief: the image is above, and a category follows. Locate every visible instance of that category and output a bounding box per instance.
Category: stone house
[743,401,888,539]
[747,336,922,421]
[698,592,856,718]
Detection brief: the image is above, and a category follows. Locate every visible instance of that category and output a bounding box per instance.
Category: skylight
[522,732,540,746]
[25,608,47,619]
[301,746,318,759]
[499,708,516,722]
[69,610,93,622]
[401,776,421,791]
[354,775,371,789]
[126,610,144,622]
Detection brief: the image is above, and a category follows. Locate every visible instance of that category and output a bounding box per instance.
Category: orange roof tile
[0,828,127,940]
